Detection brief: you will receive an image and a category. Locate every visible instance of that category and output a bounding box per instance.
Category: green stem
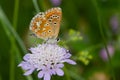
[32,0,40,13]
[10,0,20,79]
[63,67,71,80]
[13,0,19,29]
[9,39,16,80]
[91,0,115,80]
[0,74,2,80]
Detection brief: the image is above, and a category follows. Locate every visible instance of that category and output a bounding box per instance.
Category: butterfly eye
[56,38,60,42]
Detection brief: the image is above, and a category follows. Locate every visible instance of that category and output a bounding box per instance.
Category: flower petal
[23,54,31,61]
[44,73,51,80]
[57,64,64,68]
[18,61,32,70]
[24,68,35,76]
[64,53,71,58]
[51,69,56,75]
[38,71,44,78]
[56,68,64,76]
[63,59,76,65]
[29,47,39,54]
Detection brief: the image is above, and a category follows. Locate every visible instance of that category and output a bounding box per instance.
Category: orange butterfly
[29,7,62,43]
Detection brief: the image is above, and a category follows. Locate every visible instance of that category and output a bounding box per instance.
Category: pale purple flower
[50,0,62,6]
[18,43,76,80]
[100,45,114,61]
[110,15,119,32]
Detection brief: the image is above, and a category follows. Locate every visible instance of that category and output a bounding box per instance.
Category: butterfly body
[29,7,62,43]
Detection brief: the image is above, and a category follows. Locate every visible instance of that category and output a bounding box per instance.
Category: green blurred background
[0,0,120,80]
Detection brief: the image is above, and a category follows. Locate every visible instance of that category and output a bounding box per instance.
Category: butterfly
[29,7,62,43]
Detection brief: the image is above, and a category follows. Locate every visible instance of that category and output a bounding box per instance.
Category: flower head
[100,45,114,61]
[18,43,76,80]
[50,0,62,6]
[110,14,119,32]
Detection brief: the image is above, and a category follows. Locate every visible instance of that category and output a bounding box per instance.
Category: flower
[50,0,62,6]
[110,14,119,33]
[100,45,114,61]
[18,43,76,80]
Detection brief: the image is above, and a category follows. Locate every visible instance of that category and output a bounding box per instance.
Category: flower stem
[32,0,40,13]
[9,40,15,80]
[91,0,115,80]
[13,0,19,29]
[64,67,71,80]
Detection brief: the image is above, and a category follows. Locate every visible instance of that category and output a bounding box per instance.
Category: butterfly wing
[29,7,62,40]
[29,12,54,40]
[45,7,62,39]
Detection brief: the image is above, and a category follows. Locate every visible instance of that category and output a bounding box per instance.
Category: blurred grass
[91,0,115,80]
[0,6,33,80]
[0,7,27,54]
[10,0,19,79]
